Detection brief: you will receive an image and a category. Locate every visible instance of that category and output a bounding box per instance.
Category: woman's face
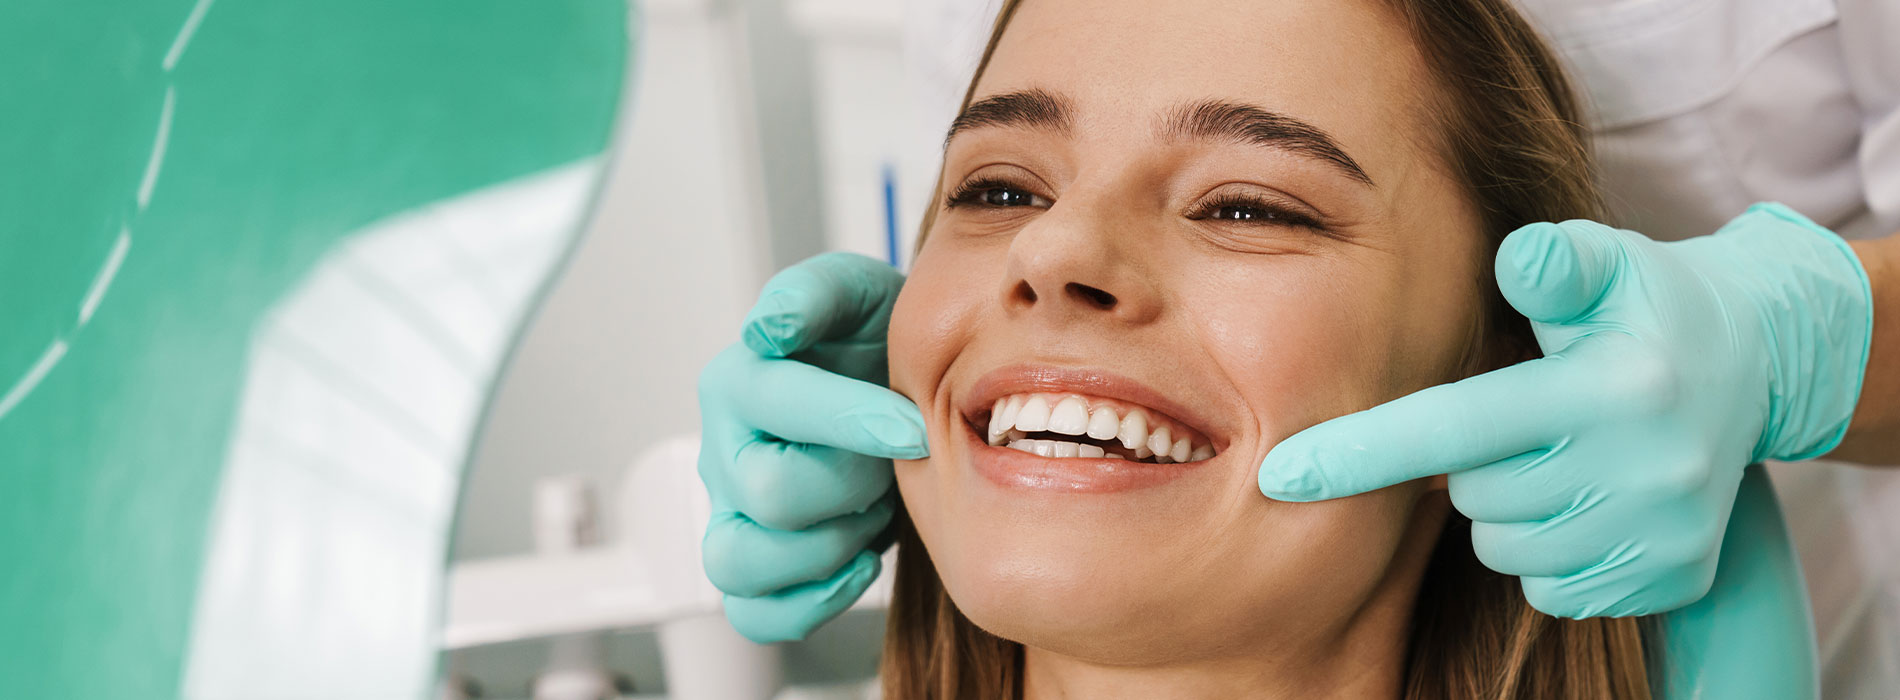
[889,0,1482,665]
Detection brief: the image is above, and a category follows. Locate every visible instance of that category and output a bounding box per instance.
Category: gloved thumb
[1495,220,1629,325]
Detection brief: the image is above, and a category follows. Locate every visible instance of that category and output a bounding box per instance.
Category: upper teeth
[985,393,1216,463]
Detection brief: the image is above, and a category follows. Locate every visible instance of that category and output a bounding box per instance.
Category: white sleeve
[1839,0,1900,234]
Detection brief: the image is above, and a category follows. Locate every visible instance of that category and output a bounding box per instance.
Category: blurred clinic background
[443,0,989,694]
[0,0,992,698]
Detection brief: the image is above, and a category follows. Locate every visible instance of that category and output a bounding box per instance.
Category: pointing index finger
[713,346,928,459]
[1258,355,1581,501]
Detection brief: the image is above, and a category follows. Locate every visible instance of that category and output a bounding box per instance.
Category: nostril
[1014,280,1038,304]
[1066,282,1117,309]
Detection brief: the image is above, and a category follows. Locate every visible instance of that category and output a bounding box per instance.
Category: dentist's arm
[696,252,922,642]
[1834,233,1900,463]
[1257,203,1881,618]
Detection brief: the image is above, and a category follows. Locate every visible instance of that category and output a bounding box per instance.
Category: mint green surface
[0,1,626,696]
[1658,465,1819,699]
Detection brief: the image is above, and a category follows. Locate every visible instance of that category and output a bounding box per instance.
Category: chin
[921,515,1216,663]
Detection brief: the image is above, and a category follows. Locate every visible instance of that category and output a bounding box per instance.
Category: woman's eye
[1212,204,1271,221]
[978,187,1039,207]
[1189,196,1322,230]
[947,179,1051,210]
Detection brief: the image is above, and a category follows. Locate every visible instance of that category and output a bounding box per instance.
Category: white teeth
[987,399,1026,446]
[999,395,1025,429]
[1117,410,1147,450]
[1147,426,1172,460]
[987,392,1215,463]
[988,398,1009,443]
[1016,395,1051,432]
[1086,406,1120,440]
[1005,437,1108,459]
[1047,396,1089,435]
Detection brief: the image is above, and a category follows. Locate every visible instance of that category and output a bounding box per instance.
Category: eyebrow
[1161,99,1373,186]
[944,88,1074,148]
[943,90,1373,187]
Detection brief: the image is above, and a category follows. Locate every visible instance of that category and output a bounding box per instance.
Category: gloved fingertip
[847,410,929,459]
[1496,220,1618,324]
[1501,222,1568,287]
[1259,479,1324,502]
[1257,447,1326,502]
[741,289,810,357]
[843,550,882,589]
[812,551,882,610]
[723,595,805,644]
[722,551,883,644]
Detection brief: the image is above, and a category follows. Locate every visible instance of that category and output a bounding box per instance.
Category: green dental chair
[0,1,1815,697]
[0,0,626,695]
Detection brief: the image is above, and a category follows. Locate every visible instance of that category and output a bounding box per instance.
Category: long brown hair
[885,1,1654,697]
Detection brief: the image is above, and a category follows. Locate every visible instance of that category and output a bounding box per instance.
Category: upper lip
[959,363,1229,451]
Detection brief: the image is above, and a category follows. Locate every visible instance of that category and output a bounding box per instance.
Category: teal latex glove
[696,252,925,643]
[1259,202,1873,618]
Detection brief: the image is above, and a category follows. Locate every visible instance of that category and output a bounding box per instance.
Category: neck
[1019,606,1412,700]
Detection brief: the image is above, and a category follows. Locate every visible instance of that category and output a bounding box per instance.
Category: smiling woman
[881,0,1650,698]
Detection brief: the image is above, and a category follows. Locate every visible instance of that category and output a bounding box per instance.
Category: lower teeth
[1005,438,1127,461]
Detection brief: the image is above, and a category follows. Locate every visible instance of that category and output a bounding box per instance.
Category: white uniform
[904,0,1900,695]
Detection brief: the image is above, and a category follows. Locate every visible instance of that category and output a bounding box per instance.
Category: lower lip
[965,422,1213,493]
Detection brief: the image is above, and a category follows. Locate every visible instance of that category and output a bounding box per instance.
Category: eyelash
[945,177,1324,232]
[1183,193,1324,230]
[944,177,1044,210]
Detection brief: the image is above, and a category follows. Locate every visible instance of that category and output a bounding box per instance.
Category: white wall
[450,0,993,562]
[453,0,782,560]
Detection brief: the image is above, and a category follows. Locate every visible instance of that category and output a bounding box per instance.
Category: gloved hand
[696,252,925,642]
[1259,202,1873,618]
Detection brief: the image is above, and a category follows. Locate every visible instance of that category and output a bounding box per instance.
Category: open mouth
[967,392,1218,464]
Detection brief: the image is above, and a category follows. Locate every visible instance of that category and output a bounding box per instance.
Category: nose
[1002,197,1161,326]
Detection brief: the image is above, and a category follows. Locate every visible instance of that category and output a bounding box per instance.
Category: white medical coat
[902,0,1900,695]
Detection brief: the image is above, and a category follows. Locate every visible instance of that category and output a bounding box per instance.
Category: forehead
[975,0,1438,179]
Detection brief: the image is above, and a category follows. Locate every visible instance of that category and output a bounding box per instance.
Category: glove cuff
[1725,202,1875,462]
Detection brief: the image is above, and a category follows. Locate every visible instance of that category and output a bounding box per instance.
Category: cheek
[887,235,994,578]
[892,456,938,555]
[1191,247,1482,447]
[1192,260,1411,444]
[887,239,991,402]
